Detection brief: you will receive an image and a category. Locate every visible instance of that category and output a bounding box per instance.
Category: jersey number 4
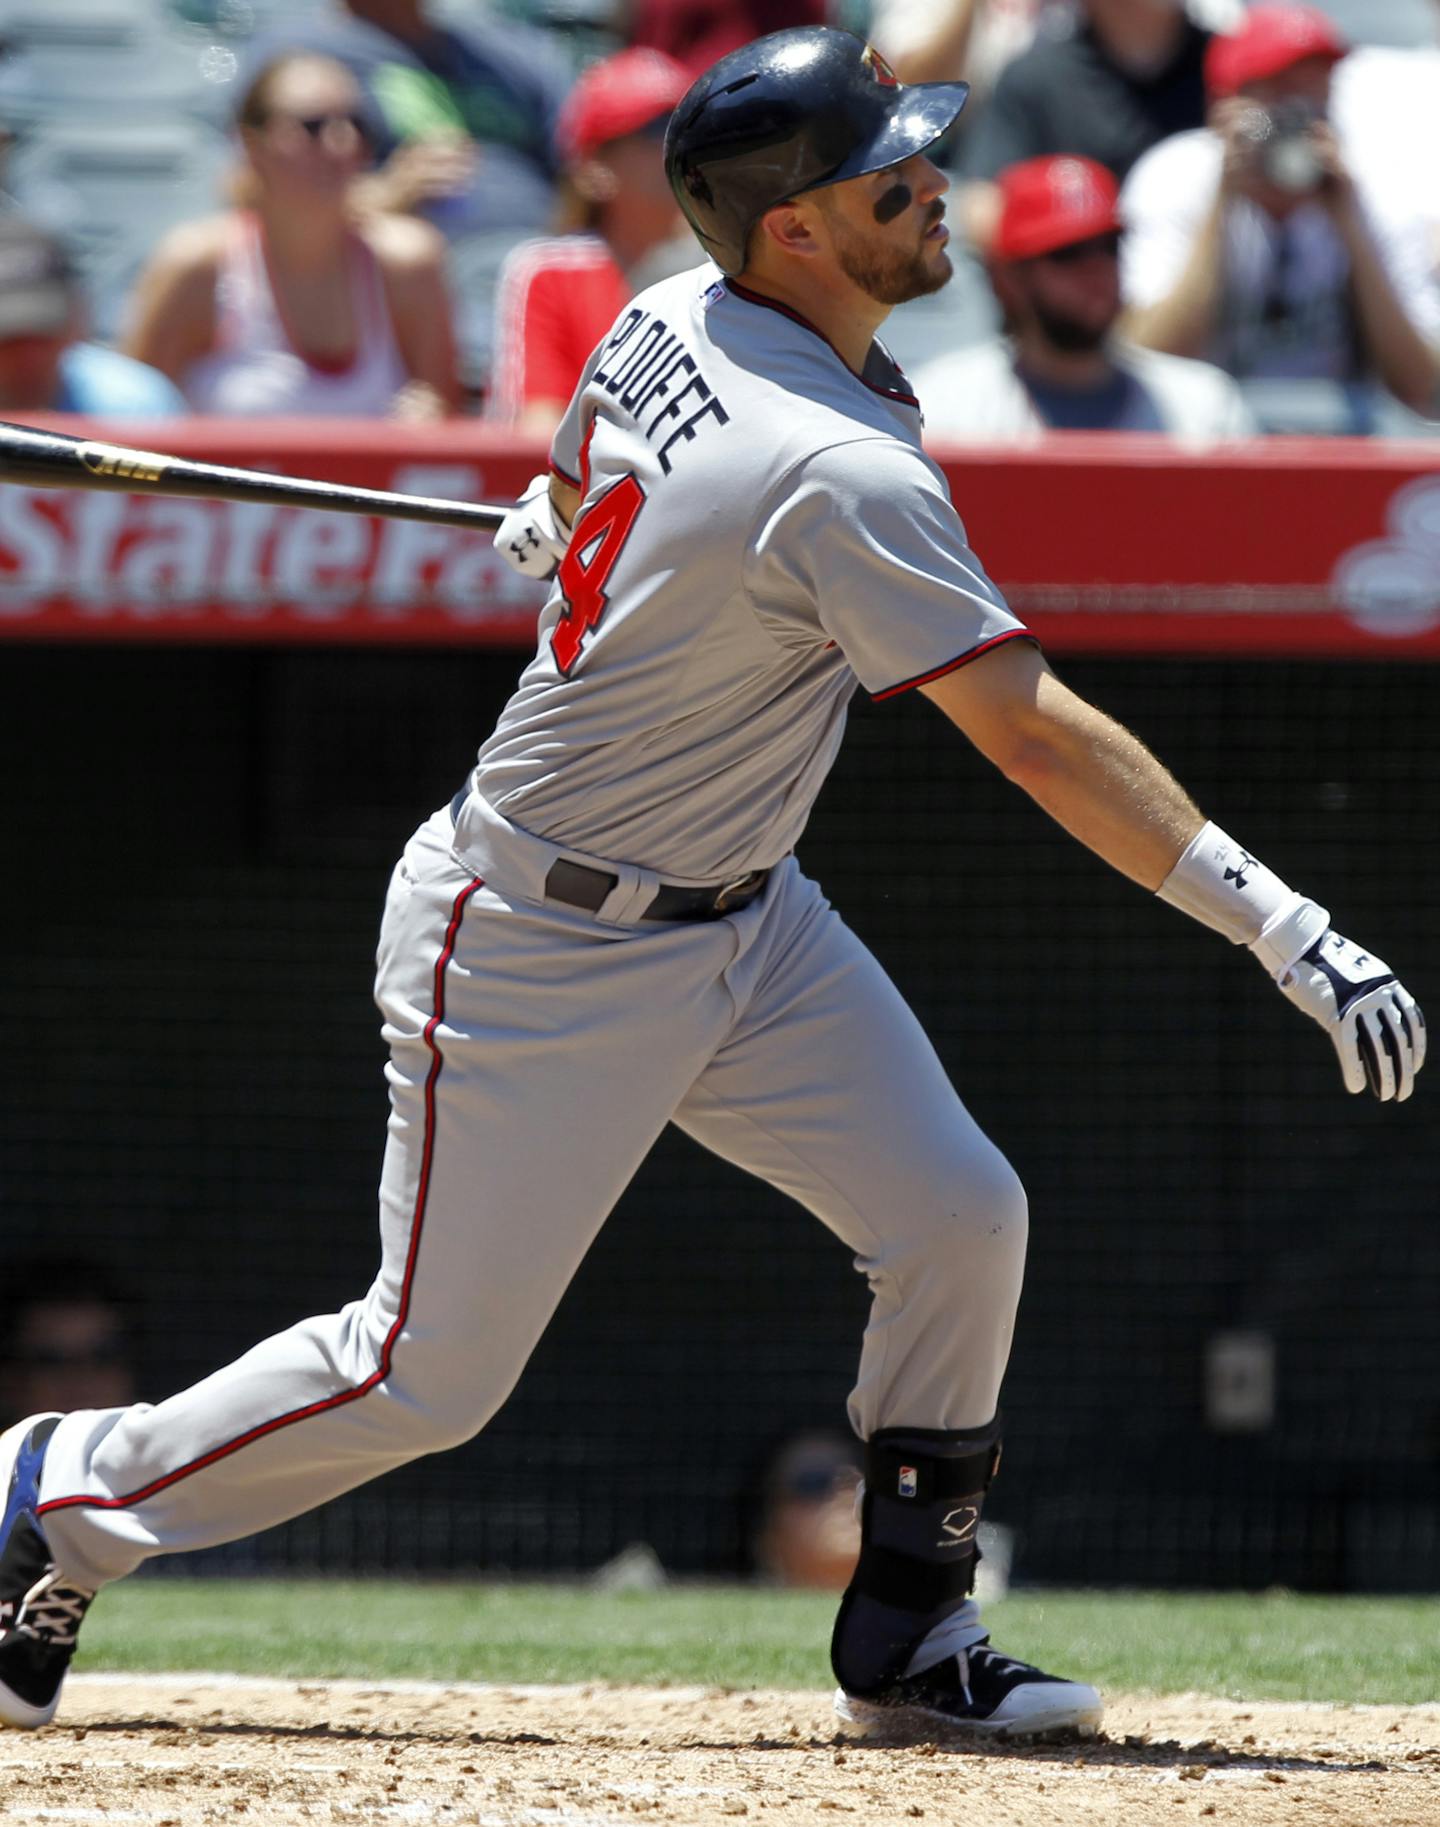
[550,473,646,675]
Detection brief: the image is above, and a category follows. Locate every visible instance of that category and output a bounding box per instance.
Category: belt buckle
[712,870,761,914]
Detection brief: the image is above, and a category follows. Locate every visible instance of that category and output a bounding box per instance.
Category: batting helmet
[664,28,970,277]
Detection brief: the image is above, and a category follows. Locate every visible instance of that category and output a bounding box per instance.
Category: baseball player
[0,28,1424,1743]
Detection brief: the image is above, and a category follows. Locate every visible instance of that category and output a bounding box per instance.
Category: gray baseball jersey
[475,264,1029,880]
[36,264,1031,1638]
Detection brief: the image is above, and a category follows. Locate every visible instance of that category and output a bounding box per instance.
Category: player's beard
[829,201,952,306]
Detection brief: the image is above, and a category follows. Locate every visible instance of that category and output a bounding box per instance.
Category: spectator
[1333,0,1440,257]
[749,1431,861,1590]
[917,155,1254,440]
[246,0,573,240]
[0,1257,137,1431]
[0,217,185,419]
[959,0,1213,252]
[125,52,457,419]
[869,0,1046,92]
[872,2,1244,90]
[627,0,827,78]
[487,47,693,435]
[1119,6,1440,417]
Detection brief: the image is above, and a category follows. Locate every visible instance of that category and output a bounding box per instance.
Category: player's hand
[493,474,571,581]
[1257,908,1426,1101]
[1280,931,1424,1101]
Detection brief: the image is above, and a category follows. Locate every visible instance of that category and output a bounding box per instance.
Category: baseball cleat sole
[0,1682,62,1731]
[833,1684,1103,1744]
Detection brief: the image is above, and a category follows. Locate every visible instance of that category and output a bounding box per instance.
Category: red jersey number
[550,473,645,675]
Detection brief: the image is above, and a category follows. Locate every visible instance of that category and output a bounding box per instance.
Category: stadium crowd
[0,0,1433,438]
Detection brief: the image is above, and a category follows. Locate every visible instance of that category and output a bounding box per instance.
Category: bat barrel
[0,420,508,532]
[0,421,95,480]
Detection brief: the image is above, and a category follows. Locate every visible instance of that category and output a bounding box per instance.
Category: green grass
[76,1581,1440,1704]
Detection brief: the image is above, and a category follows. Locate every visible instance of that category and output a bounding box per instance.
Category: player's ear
[756,198,824,263]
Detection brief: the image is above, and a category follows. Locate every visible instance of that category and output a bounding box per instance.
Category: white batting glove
[493,473,571,581]
[1250,898,1426,1102]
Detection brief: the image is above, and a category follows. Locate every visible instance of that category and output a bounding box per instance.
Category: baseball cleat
[0,1413,95,1730]
[834,1639,1103,1743]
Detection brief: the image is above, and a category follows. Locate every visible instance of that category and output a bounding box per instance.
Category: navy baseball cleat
[0,1413,95,1730]
[834,1639,1103,1742]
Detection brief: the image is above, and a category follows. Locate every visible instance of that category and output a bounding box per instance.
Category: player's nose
[907,155,949,205]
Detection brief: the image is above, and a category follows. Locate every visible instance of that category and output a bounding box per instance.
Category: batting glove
[493,473,571,581]
[1251,897,1426,1102]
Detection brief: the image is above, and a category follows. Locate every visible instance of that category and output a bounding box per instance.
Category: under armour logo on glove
[493,474,572,582]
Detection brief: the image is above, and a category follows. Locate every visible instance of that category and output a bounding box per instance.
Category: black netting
[2,644,1436,1589]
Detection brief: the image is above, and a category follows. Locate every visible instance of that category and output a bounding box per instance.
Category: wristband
[1156,820,1297,946]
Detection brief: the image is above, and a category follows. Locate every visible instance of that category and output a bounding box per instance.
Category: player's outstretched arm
[923,640,1425,1102]
[923,638,1203,888]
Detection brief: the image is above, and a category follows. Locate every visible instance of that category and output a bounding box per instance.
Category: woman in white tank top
[126,53,458,419]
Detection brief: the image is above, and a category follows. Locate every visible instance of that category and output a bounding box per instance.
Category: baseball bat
[0,421,509,531]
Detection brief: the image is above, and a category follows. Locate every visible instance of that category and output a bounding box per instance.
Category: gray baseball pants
[38,795,1027,1590]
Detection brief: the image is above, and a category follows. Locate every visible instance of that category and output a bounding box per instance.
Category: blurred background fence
[1,427,1437,1592]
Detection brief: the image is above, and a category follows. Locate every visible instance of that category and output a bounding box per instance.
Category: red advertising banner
[0,420,1436,655]
[0,422,552,647]
[944,432,1440,657]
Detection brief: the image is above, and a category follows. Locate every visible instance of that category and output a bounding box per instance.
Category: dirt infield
[4,1675,1438,1826]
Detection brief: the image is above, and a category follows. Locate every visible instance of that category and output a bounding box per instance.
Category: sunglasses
[1036,231,1123,265]
[258,112,369,142]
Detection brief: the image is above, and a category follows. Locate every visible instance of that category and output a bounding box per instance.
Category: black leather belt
[450,789,770,922]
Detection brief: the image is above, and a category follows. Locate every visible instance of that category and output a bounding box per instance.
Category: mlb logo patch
[898,1465,918,1498]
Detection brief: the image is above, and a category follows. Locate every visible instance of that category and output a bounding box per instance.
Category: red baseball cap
[993,155,1122,261]
[556,47,692,165]
[1204,5,1347,99]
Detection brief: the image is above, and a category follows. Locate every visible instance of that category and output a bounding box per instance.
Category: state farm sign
[1,421,1437,655]
[0,460,547,642]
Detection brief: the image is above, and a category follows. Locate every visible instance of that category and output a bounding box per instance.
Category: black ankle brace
[830,1417,1002,1697]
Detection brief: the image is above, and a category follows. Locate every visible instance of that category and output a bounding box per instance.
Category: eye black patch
[873,183,912,225]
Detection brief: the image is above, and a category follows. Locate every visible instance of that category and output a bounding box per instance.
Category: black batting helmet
[664,28,969,277]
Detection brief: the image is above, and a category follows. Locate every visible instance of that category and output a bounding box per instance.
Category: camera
[1234,99,1325,194]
